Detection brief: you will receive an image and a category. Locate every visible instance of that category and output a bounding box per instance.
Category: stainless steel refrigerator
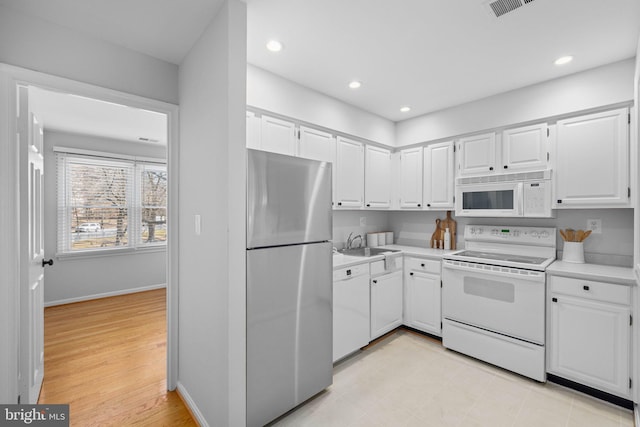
[246,149,333,427]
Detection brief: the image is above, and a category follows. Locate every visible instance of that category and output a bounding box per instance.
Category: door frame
[0,63,180,402]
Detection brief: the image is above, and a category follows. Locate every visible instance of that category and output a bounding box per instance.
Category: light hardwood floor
[38,289,196,426]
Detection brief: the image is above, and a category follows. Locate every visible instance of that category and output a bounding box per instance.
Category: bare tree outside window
[141,167,167,244]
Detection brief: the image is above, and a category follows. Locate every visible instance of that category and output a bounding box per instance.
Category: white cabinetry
[333,263,370,362]
[370,270,403,340]
[554,108,630,208]
[298,126,336,205]
[404,257,441,336]
[335,137,364,208]
[260,115,297,156]
[399,147,423,208]
[246,111,261,150]
[502,123,548,172]
[365,145,391,209]
[457,133,496,176]
[424,141,454,209]
[548,275,631,398]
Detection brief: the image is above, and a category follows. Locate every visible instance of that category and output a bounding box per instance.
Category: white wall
[390,209,635,267]
[396,59,636,146]
[0,5,179,105]
[247,65,395,146]
[177,1,246,425]
[42,130,167,305]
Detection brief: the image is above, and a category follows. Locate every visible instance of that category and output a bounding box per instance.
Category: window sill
[56,245,167,261]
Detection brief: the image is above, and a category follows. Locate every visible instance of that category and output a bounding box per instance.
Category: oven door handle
[442,259,545,282]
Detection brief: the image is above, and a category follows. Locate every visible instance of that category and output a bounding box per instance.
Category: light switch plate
[195,214,201,235]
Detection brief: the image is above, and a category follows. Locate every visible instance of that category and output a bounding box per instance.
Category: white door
[370,271,403,339]
[502,123,548,172]
[260,115,297,156]
[335,137,364,208]
[298,127,336,206]
[424,141,454,209]
[364,145,391,208]
[548,295,630,397]
[18,85,46,404]
[399,147,423,208]
[457,133,496,176]
[555,108,629,207]
[406,271,441,336]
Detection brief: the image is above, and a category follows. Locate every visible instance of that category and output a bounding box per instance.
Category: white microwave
[455,170,553,218]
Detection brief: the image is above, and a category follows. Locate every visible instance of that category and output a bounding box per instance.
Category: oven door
[455,181,522,217]
[442,259,545,344]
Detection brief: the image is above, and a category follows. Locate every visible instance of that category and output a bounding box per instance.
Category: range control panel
[464,225,556,246]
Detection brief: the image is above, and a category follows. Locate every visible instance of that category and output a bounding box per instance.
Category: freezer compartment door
[247,149,332,248]
[247,242,333,427]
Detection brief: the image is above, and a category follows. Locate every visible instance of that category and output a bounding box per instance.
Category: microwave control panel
[523,181,552,217]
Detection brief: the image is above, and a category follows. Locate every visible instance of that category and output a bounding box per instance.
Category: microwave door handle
[516,183,524,216]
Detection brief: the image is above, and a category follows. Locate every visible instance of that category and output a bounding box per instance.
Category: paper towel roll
[367,233,379,247]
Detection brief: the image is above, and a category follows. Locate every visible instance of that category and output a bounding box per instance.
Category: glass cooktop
[451,250,549,266]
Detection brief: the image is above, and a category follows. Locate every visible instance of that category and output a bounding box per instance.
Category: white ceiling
[3,0,639,126]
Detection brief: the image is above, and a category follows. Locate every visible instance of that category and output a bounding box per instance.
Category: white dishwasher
[333,263,370,362]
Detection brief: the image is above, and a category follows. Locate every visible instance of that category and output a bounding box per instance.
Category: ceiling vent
[485,0,536,18]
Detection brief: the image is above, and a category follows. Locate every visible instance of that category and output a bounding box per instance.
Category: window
[56,151,167,254]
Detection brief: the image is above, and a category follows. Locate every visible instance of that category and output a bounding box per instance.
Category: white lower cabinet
[370,270,403,340]
[547,275,632,398]
[404,257,441,336]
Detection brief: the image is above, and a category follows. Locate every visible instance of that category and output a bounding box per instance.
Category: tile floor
[272,329,635,427]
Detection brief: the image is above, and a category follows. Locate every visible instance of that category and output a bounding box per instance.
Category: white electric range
[441,225,556,382]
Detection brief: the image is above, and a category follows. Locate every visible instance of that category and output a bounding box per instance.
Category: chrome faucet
[345,232,363,249]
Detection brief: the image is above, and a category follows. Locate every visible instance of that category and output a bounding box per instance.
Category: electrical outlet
[586,219,602,234]
[360,217,366,227]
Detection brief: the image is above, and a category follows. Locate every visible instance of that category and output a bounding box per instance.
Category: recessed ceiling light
[554,55,573,66]
[400,106,411,113]
[266,40,283,52]
[348,81,362,89]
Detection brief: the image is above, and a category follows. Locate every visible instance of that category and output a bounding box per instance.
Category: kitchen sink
[338,247,401,257]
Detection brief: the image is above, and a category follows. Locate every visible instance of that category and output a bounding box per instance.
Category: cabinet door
[246,111,261,150]
[457,133,496,176]
[333,274,370,362]
[399,147,423,208]
[406,271,441,336]
[299,127,336,206]
[555,108,629,207]
[260,115,297,156]
[424,141,454,209]
[335,137,364,208]
[548,294,630,397]
[502,123,548,172]
[365,145,391,208]
[370,271,403,340]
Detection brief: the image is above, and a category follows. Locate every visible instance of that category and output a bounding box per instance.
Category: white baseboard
[635,403,639,426]
[44,283,167,307]
[177,382,209,427]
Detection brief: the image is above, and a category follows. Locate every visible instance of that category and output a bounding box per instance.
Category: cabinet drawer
[550,276,630,305]
[405,257,440,274]
[334,263,369,281]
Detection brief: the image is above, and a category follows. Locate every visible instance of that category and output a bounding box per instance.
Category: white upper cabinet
[424,141,454,209]
[501,123,549,172]
[365,145,391,209]
[456,132,496,176]
[399,147,423,208]
[335,136,364,208]
[298,126,337,206]
[246,111,261,150]
[554,108,630,208]
[260,115,297,156]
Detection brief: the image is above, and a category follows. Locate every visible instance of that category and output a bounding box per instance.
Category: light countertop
[333,244,454,270]
[547,261,637,286]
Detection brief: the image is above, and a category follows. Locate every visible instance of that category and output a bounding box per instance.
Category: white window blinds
[56,151,166,254]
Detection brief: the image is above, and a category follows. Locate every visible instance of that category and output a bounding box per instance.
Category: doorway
[9,71,179,405]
